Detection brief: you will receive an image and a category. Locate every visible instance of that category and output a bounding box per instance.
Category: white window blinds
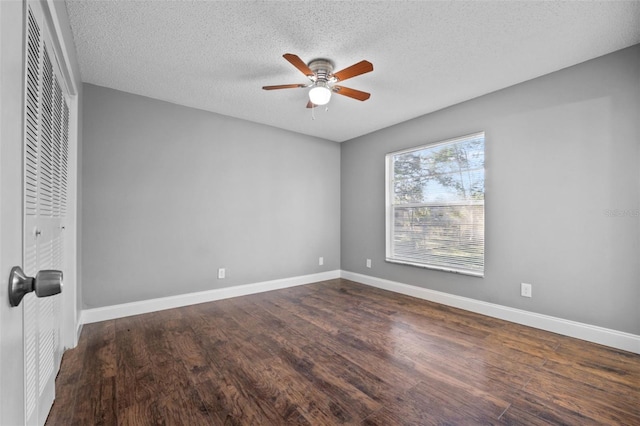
[386,133,485,276]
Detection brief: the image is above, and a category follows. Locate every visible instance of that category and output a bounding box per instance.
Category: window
[385,132,485,276]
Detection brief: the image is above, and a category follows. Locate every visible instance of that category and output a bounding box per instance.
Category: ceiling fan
[262,53,373,108]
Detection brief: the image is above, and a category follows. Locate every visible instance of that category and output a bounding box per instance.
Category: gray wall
[341,45,640,335]
[82,84,340,308]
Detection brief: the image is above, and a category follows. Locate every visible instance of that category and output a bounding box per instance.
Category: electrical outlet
[218,268,225,279]
[521,283,532,298]
[319,257,324,266]
[366,259,372,268]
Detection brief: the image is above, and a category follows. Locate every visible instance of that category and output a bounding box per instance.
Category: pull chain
[310,104,329,120]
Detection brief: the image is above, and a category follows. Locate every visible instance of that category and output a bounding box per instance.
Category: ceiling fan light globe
[309,85,331,106]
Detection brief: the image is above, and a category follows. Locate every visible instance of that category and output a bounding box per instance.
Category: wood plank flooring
[46,279,640,425]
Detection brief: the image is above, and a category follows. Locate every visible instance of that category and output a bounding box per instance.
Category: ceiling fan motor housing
[308,59,335,83]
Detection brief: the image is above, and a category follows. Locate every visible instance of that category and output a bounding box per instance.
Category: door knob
[8,266,62,307]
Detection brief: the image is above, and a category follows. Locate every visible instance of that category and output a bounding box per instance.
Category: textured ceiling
[65,1,640,142]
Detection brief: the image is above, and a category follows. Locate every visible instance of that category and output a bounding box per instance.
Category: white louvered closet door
[23,5,69,425]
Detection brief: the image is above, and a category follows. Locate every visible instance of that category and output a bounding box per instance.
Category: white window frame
[385,132,485,277]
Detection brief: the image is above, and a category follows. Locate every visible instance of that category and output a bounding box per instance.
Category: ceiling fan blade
[332,60,373,82]
[333,85,371,101]
[283,53,315,78]
[306,100,317,109]
[262,84,307,90]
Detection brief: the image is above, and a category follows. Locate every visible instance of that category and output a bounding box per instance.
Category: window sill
[385,258,484,278]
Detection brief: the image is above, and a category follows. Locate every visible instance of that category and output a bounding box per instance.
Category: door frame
[0,2,29,424]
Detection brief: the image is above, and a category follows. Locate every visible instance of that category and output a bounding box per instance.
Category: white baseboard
[75,321,83,345]
[341,270,640,355]
[80,270,341,325]
[78,268,639,354]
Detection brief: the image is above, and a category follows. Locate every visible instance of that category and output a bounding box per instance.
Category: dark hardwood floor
[46,279,640,425]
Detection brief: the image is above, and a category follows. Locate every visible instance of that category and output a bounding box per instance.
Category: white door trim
[0,2,29,424]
